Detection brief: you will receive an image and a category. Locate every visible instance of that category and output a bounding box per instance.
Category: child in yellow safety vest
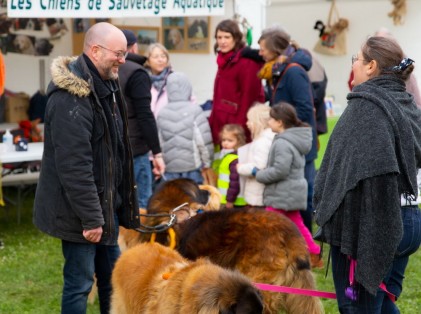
[217,124,247,208]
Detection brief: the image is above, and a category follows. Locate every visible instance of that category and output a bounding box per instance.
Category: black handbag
[313,227,326,242]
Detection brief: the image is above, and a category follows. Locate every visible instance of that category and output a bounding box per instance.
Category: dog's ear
[199,185,221,211]
[220,307,235,314]
[197,189,210,205]
[228,285,263,314]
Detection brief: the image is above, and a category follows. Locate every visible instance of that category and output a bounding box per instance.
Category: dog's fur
[111,242,263,314]
[119,178,324,314]
[35,38,54,56]
[168,28,184,50]
[150,178,219,213]
[175,208,323,314]
[13,34,35,55]
[118,179,220,252]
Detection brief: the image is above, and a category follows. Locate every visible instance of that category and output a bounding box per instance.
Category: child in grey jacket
[157,72,213,184]
[254,102,322,268]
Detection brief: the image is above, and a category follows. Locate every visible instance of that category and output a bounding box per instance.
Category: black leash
[134,202,189,234]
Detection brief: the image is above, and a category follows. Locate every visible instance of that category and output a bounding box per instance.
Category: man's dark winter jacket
[33,55,140,246]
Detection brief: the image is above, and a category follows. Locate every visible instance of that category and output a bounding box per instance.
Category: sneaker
[310,253,324,269]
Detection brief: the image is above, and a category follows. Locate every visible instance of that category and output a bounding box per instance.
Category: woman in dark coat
[209,19,265,144]
[314,36,421,313]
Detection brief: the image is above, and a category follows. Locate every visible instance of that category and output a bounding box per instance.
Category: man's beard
[98,62,119,80]
[105,66,118,80]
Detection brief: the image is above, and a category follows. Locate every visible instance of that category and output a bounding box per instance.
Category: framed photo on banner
[117,26,160,55]
[162,16,210,53]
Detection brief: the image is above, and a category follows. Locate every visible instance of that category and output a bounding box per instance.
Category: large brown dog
[118,179,220,251]
[90,179,220,304]
[175,208,323,314]
[119,179,324,314]
[111,242,263,314]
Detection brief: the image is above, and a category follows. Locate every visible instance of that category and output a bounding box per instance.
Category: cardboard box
[5,92,29,123]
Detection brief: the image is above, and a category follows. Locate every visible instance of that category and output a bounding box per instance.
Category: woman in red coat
[210,19,265,143]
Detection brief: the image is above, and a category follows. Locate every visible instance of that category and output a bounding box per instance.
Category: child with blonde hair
[254,102,323,268]
[237,104,274,207]
[217,124,246,209]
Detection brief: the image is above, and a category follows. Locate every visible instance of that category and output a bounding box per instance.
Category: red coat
[210,48,264,143]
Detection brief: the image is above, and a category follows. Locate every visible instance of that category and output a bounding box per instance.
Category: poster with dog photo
[162,16,210,53]
[117,25,160,55]
[186,17,210,52]
[5,33,54,56]
[163,27,185,51]
[46,18,68,38]
[13,18,44,31]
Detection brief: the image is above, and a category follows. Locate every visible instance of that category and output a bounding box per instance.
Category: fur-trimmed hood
[48,56,91,98]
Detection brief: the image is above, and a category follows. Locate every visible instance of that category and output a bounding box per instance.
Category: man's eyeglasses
[96,44,128,60]
[351,55,365,65]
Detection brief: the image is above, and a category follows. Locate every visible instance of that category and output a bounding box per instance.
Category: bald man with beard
[33,22,140,314]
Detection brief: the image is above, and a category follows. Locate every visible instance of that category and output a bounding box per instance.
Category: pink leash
[254,283,337,299]
[348,258,396,303]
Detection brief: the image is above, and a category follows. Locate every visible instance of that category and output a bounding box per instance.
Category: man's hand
[83,226,103,243]
[152,154,166,179]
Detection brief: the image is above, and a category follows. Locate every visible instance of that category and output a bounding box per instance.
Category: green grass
[312,244,421,313]
[1,186,420,313]
[315,116,340,170]
[0,188,100,314]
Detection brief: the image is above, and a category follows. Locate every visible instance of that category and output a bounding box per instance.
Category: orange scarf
[258,60,276,86]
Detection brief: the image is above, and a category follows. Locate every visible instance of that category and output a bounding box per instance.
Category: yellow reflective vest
[217,153,246,206]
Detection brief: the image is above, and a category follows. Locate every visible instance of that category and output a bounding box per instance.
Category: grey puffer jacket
[157,72,213,172]
[33,55,139,245]
[256,127,312,210]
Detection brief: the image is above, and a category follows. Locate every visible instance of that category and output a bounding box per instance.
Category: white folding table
[0,142,44,224]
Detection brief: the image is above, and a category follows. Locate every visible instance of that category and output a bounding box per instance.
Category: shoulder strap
[271,62,302,104]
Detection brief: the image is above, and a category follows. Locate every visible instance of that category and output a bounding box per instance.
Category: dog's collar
[134,202,191,234]
[135,212,177,234]
[150,227,177,250]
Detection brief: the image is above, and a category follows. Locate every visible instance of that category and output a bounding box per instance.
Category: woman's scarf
[315,75,421,228]
[150,66,171,99]
[258,60,276,85]
[216,50,236,68]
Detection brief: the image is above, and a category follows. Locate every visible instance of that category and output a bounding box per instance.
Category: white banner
[7,0,225,18]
